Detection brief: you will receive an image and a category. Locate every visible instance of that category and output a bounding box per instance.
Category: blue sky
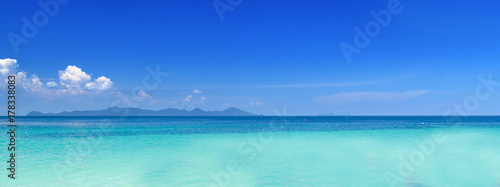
[1,0,500,115]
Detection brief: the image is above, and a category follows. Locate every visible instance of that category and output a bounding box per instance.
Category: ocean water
[1,116,500,186]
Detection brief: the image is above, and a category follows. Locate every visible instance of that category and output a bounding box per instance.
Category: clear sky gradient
[1,0,499,115]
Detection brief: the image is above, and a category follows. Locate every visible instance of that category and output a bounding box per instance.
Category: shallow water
[1,116,499,186]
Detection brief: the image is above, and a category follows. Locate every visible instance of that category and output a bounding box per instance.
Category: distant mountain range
[27,107,257,116]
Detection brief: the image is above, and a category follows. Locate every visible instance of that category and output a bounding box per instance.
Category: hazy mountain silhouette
[27,107,256,116]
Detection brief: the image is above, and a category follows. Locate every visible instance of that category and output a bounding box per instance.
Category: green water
[1,117,499,186]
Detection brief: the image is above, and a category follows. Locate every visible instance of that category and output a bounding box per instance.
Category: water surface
[1,116,499,186]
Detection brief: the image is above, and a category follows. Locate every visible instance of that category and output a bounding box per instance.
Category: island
[27,107,257,116]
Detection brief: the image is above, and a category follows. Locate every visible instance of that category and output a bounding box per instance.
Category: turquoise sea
[1,116,500,186]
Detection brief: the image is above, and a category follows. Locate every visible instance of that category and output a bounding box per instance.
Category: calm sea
[1,116,499,186]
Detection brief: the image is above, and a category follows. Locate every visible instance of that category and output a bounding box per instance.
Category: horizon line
[12,115,500,117]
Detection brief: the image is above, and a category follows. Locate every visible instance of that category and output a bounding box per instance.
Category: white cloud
[0,58,18,77]
[55,65,113,93]
[46,81,58,88]
[59,65,91,87]
[184,95,192,102]
[315,90,430,103]
[16,71,74,96]
[84,76,113,91]
[192,89,203,94]
[0,59,114,96]
[200,96,206,103]
[17,72,43,91]
[55,65,113,95]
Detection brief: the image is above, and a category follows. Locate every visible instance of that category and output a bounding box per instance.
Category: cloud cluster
[1,58,113,96]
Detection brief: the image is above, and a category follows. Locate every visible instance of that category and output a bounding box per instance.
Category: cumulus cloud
[17,72,44,91]
[315,90,430,103]
[59,65,91,87]
[84,76,113,91]
[55,65,113,95]
[200,96,206,103]
[192,89,203,94]
[0,58,18,77]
